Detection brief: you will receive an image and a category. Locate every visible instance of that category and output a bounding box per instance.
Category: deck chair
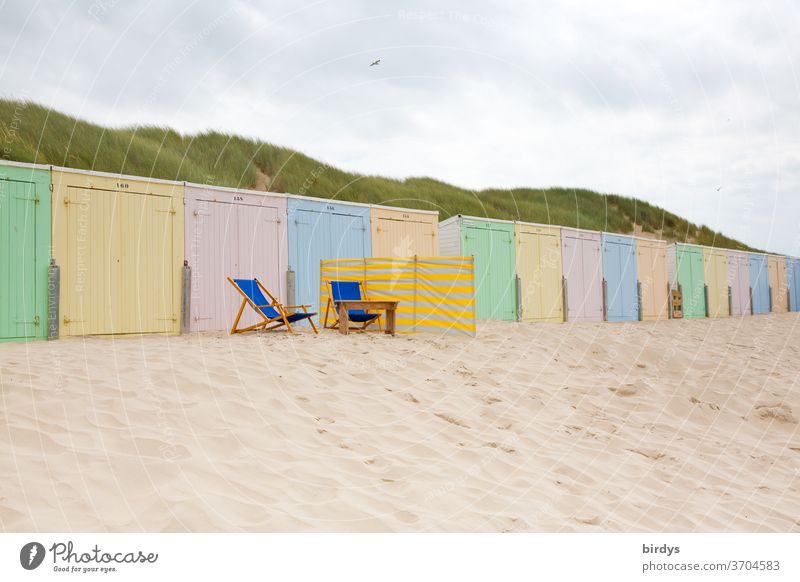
[228,277,319,334]
[323,280,382,331]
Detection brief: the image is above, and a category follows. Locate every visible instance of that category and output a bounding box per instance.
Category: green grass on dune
[0,99,754,251]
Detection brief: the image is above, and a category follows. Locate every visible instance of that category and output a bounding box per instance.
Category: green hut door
[678,246,706,318]
[463,222,516,321]
[0,179,37,339]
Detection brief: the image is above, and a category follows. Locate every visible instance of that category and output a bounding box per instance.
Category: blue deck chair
[323,280,382,331]
[228,277,319,334]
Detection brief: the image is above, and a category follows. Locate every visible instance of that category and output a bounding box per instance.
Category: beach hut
[370,205,439,257]
[703,247,730,317]
[767,255,788,313]
[184,184,287,332]
[788,258,800,312]
[438,215,516,321]
[749,253,770,314]
[0,161,51,342]
[727,250,751,316]
[666,243,706,318]
[514,222,563,322]
[601,234,638,322]
[635,238,669,321]
[561,227,604,323]
[51,168,184,336]
[287,196,371,318]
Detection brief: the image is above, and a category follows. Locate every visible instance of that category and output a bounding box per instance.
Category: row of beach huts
[1,159,798,341]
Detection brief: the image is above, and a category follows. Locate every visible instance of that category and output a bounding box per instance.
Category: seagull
[715,186,722,191]
[369,59,381,67]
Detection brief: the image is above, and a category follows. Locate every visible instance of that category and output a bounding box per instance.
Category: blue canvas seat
[228,277,319,334]
[324,280,382,331]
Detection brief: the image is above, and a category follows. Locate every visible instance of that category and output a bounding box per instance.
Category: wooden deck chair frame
[228,277,319,334]
[322,279,383,332]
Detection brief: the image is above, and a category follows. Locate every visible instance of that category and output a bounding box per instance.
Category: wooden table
[335,300,398,335]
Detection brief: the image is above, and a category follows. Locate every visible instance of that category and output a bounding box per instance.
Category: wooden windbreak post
[413,255,418,333]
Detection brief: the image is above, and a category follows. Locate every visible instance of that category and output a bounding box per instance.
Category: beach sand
[1,315,799,532]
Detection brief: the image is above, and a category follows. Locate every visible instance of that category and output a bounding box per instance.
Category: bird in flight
[715,186,722,191]
[370,59,381,67]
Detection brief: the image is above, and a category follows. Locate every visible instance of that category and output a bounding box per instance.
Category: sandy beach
[1,315,799,532]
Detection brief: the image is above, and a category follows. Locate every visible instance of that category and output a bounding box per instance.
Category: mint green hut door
[678,245,706,318]
[0,164,51,341]
[462,220,516,321]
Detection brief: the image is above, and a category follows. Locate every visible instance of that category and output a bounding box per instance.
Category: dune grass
[0,99,753,251]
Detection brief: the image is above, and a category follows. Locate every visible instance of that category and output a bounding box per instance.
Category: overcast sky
[1,0,798,253]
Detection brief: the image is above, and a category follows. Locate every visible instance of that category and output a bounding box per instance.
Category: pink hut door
[189,200,238,332]
[728,252,750,316]
[189,200,283,332]
[581,236,604,322]
[562,234,583,321]
[562,230,603,323]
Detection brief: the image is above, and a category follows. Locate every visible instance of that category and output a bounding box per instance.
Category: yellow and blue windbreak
[320,256,476,336]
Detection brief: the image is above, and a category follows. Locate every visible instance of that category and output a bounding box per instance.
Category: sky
[1,0,798,254]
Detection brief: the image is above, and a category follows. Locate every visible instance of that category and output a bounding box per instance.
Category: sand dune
[1,315,799,532]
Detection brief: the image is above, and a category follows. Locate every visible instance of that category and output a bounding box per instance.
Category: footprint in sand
[576,515,602,526]
[435,413,470,428]
[609,385,637,397]
[396,510,419,524]
[484,442,517,454]
[626,448,666,461]
[755,404,796,424]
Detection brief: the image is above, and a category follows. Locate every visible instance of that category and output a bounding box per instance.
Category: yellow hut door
[517,229,562,322]
[704,251,729,317]
[121,192,175,334]
[65,189,175,335]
